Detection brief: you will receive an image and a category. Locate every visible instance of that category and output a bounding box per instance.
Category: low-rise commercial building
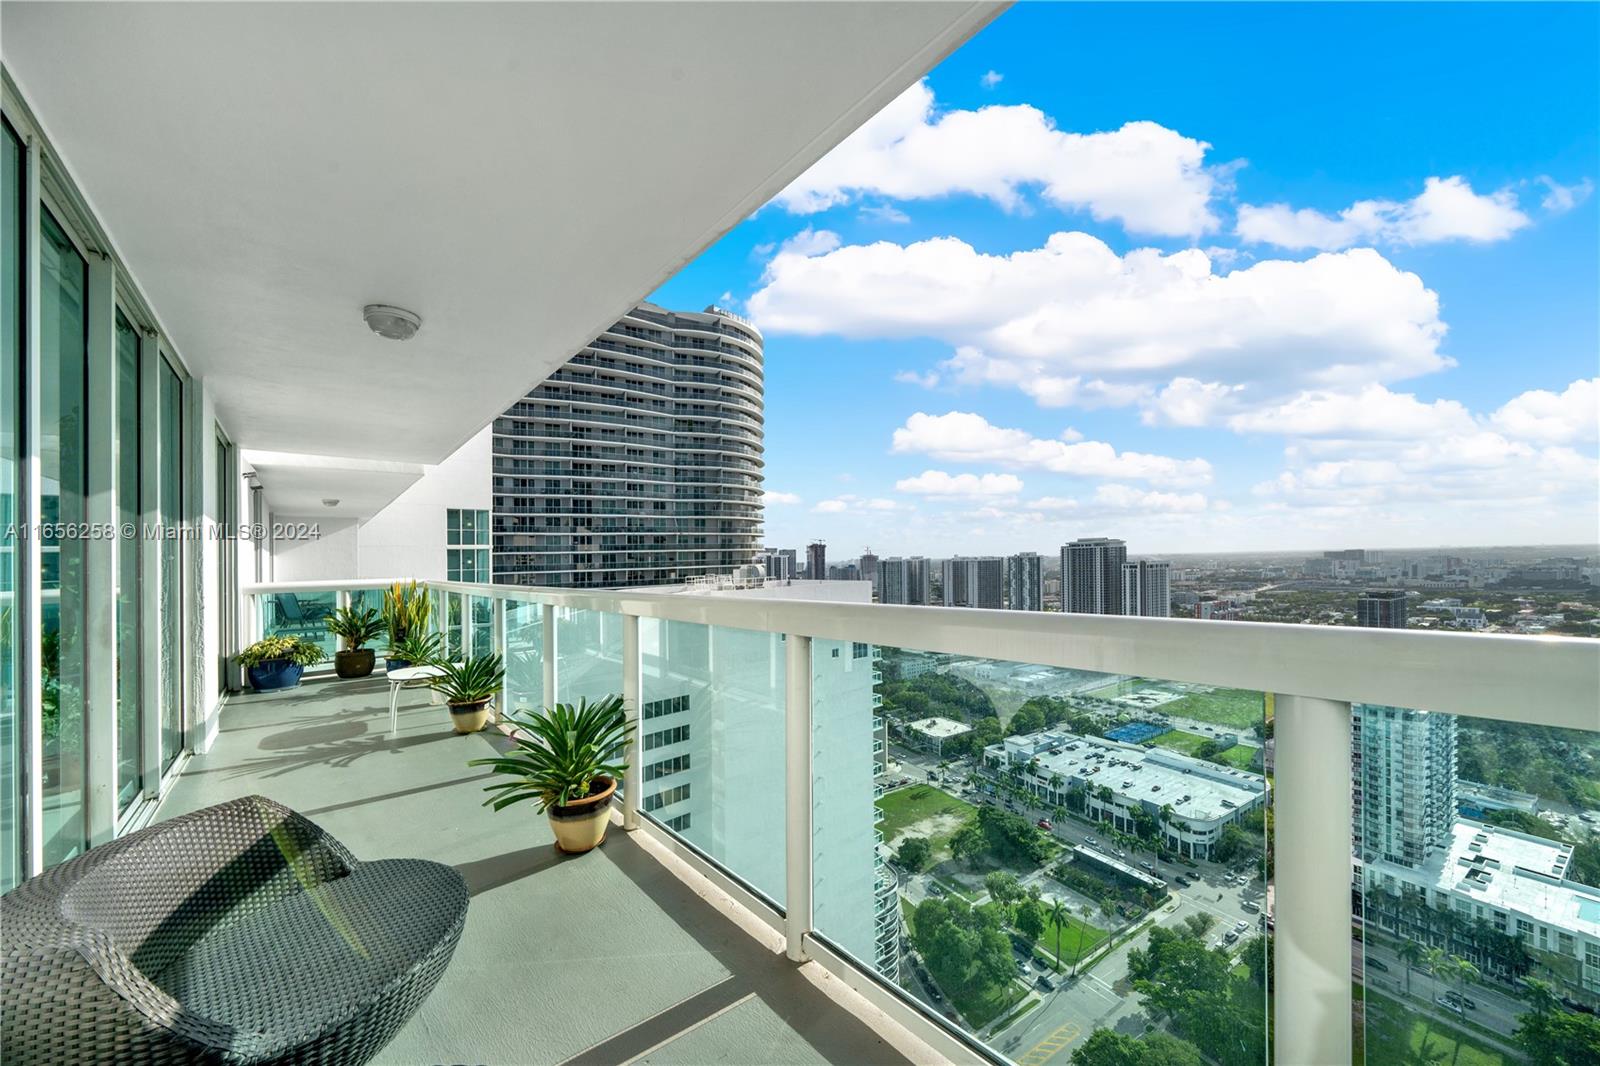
[904,716,973,757]
[985,730,1267,860]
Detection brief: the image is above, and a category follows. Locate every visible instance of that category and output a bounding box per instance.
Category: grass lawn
[1362,988,1508,1066]
[875,785,977,853]
[1033,914,1108,970]
[1156,685,1265,731]
[1151,730,1260,770]
[950,976,1027,1029]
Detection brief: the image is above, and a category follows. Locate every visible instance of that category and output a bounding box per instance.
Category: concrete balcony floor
[158,677,917,1066]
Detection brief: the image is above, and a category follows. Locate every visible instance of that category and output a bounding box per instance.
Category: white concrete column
[784,633,813,962]
[541,602,556,710]
[621,613,641,832]
[1273,694,1354,1065]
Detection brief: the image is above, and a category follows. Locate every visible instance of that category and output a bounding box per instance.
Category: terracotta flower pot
[448,698,491,734]
[547,776,616,854]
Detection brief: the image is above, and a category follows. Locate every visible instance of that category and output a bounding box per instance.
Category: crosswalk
[1015,1022,1083,1066]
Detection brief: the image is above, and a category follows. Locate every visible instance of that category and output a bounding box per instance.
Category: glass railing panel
[812,643,1270,1064]
[467,595,494,658]
[1354,708,1600,1065]
[637,619,787,906]
[257,590,338,663]
[502,598,544,717]
[552,606,622,708]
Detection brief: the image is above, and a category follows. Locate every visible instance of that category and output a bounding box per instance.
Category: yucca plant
[237,635,326,668]
[381,580,432,654]
[426,653,505,707]
[468,696,631,812]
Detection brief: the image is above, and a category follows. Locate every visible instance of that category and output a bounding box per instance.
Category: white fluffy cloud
[771,80,1223,237]
[1227,384,1477,439]
[812,494,903,514]
[891,411,1211,486]
[1539,177,1594,214]
[895,470,1023,497]
[1089,484,1209,514]
[750,232,1449,401]
[1490,378,1598,443]
[762,490,801,505]
[1237,176,1530,250]
[894,368,941,389]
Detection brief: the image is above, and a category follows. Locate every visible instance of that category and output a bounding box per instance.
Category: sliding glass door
[114,312,142,810]
[39,207,88,866]
[158,356,183,772]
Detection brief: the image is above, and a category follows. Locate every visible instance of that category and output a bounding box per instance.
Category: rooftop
[994,730,1267,824]
[907,717,972,740]
[155,677,928,1065]
[1369,820,1600,939]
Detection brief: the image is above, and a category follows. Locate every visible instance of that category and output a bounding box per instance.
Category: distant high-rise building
[1357,589,1407,629]
[806,542,826,579]
[879,557,931,605]
[1352,706,1457,867]
[1060,537,1128,614]
[859,552,879,597]
[758,547,793,581]
[492,302,762,588]
[1121,560,1172,618]
[1004,553,1044,611]
[942,557,1002,608]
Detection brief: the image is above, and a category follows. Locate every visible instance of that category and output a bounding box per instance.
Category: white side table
[386,665,446,736]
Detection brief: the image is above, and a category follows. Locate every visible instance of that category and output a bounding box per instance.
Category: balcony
[156,676,916,1066]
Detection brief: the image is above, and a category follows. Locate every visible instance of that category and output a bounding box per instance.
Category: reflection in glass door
[39,207,88,866]
[158,357,182,771]
[215,430,235,695]
[113,313,142,810]
[1,119,23,890]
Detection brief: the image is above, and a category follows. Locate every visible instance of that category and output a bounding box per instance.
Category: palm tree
[1052,805,1067,827]
[1048,773,1065,805]
[1443,954,1480,1016]
[1397,939,1424,997]
[1523,976,1560,1022]
[1047,897,1067,972]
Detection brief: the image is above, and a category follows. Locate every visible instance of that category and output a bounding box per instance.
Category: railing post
[621,613,641,832]
[784,633,813,962]
[1273,694,1353,1065]
[541,603,556,710]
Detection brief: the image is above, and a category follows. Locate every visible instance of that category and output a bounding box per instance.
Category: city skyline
[651,3,1598,556]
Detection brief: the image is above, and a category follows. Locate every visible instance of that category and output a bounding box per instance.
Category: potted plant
[390,631,446,670]
[237,635,326,692]
[381,580,432,671]
[468,696,631,854]
[426,652,505,734]
[325,605,385,679]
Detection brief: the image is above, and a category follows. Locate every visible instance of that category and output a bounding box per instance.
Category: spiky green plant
[381,580,432,652]
[468,696,631,812]
[389,631,445,667]
[426,653,504,706]
[325,605,384,651]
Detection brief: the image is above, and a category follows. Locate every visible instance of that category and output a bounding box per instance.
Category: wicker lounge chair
[1,795,468,1065]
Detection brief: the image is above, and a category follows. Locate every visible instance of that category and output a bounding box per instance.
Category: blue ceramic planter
[247,659,304,692]
[385,657,411,673]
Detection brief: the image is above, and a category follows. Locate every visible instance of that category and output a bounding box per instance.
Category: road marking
[1017,1022,1083,1066]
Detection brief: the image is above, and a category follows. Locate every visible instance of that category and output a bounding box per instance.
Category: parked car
[1140,860,1154,871]
[1367,958,1389,973]
[1233,920,1249,933]
[1224,930,1240,944]
[1242,900,1260,913]
[1436,993,1475,1012]
[1086,837,1098,847]
[1037,819,1053,831]
[1116,849,1127,859]
[1038,975,1055,992]
[1174,875,1191,887]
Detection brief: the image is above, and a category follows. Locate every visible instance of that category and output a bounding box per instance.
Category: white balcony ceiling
[2,1,1001,510]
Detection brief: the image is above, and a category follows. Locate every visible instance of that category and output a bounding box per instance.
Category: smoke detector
[363,304,421,341]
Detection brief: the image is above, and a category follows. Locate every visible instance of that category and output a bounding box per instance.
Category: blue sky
[652,2,1599,558]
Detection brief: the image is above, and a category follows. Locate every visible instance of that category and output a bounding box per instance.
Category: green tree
[1514,977,1600,1065]
[896,836,931,872]
[1015,897,1046,944]
[950,821,985,868]
[985,870,1022,903]
[1011,703,1046,734]
[1046,897,1067,972]
[1070,1030,1204,1066]
[1397,938,1424,997]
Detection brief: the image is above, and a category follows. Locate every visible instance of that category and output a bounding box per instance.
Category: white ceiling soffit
[243,450,425,521]
[2,1,1004,465]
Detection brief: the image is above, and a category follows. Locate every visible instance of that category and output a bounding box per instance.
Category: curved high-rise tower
[493,303,764,587]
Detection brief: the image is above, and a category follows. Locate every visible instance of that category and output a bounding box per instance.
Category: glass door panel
[114,312,141,809]
[158,357,182,771]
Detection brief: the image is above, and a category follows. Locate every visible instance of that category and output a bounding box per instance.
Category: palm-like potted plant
[381,580,432,671]
[237,635,326,691]
[325,605,385,679]
[426,652,505,734]
[390,631,446,670]
[468,696,631,854]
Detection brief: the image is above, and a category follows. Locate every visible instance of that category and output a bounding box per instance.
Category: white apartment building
[986,730,1267,860]
[879,556,931,605]
[1352,705,1458,868]
[940,556,1002,608]
[1121,560,1172,618]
